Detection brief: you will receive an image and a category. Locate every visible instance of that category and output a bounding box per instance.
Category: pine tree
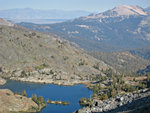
[22,90,27,97]
[32,94,37,103]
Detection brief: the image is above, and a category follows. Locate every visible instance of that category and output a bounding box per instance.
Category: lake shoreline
[76,89,150,113]
[9,77,91,86]
[0,79,93,113]
[0,89,44,113]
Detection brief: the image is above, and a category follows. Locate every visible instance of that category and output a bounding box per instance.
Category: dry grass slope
[0,24,111,83]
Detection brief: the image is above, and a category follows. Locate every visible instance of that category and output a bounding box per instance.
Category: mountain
[19,5,150,52]
[0,18,14,26]
[88,51,150,74]
[87,46,150,74]
[129,47,150,60]
[145,6,150,14]
[0,8,91,24]
[0,19,111,84]
[86,5,147,18]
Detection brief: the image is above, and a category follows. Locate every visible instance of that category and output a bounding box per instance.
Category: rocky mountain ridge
[19,5,150,52]
[83,5,147,19]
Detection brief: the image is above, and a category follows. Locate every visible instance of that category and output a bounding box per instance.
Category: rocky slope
[88,51,150,73]
[0,20,111,85]
[0,89,39,113]
[19,5,150,52]
[76,89,150,113]
[0,18,14,26]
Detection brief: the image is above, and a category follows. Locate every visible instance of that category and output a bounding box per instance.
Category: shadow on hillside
[93,95,150,113]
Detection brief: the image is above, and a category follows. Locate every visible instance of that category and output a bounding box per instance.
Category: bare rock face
[0,89,38,113]
[76,89,150,113]
[0,77,6,85]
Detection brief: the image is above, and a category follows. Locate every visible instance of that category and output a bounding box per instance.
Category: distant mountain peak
[84,5,147,19]
[111,5,147,16]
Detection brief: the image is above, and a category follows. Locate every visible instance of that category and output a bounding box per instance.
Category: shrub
[50,70,54,74]
[35,64,49,70]
[32,94,45,106]
[93,64,99,70]
[63,56,69,60]
[138,83,147,89]
[111,89,117,98]
[79,97,92,107]
[14,91,21,95]
[100,94,108,100]
[51,56,55,58]
[37,96,44,104]
[79,62,84,66]
[121,84,137,92]
[21,70,27,77]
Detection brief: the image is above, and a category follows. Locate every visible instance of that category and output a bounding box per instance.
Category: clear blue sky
[0,0,150,12]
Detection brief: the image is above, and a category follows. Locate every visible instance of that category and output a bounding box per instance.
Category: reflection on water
[0,80,93,113]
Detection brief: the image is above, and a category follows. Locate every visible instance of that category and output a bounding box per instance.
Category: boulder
[0,77,6,85]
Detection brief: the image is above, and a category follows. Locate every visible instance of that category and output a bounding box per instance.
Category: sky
[0,0,150,12]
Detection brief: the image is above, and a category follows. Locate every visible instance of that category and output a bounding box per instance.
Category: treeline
[80,69,150,107]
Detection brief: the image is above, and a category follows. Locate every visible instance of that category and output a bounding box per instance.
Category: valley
[88,51,150,74]
[0,4,150,113]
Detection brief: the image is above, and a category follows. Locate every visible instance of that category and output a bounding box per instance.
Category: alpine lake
[0,80,93,113]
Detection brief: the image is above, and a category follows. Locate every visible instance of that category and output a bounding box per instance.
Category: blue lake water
[0,80,93,113]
